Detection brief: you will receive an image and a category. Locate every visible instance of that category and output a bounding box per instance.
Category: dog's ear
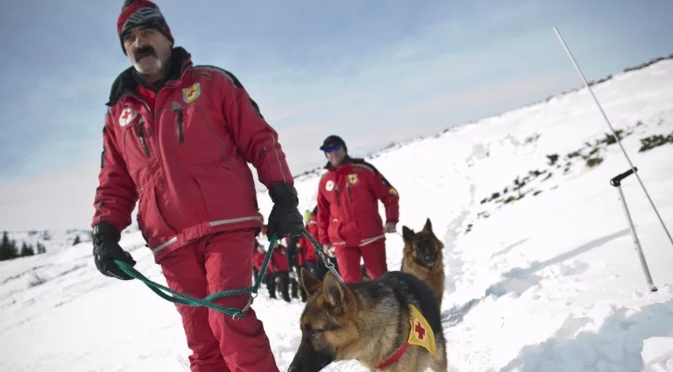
[301,267,322,296]
[423,218,433,233]
[323,271,347,308]
[402,225,414,244]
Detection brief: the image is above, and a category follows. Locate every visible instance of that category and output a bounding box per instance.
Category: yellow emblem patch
[348,174,358,185]
[182,83,201,104]
[407,304,437,356]
[389,187,398,195]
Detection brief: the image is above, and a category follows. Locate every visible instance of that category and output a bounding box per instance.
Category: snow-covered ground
[2,58,673,372]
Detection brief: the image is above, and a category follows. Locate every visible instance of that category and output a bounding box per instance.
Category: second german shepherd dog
[401,218,445,307]
[288,269,448,372]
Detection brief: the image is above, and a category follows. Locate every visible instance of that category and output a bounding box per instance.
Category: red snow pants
[334,238,387,283]
[159,229,278,372]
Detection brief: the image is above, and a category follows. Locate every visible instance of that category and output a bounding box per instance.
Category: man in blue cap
[315,135,400,283]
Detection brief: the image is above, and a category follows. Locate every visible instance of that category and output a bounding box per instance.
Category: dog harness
[376,304,437,369]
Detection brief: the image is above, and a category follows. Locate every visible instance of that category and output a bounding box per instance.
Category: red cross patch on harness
[415,321,426,340]
[407,304,437,356]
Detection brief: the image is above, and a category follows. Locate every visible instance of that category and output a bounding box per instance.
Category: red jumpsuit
[93,42,287,371]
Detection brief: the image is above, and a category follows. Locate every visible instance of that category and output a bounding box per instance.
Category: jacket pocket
[328,219,346,244]
[164,104,226,166]
[137,186,177,249]
[190,163,256,223]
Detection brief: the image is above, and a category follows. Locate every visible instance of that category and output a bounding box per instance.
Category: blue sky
[1,0,672,230]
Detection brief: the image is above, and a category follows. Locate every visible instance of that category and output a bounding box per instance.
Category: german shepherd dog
[401,218,445,307]
[288,269,448,372]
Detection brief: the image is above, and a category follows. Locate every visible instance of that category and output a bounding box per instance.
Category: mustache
[133,45,157,60]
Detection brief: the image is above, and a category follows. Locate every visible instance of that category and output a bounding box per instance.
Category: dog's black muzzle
[419,254,437,268]
[288,341,334,372]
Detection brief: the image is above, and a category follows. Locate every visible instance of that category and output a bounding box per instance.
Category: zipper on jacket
[346,182,353,203]
[136,119,150,157]
[176,108,184,144]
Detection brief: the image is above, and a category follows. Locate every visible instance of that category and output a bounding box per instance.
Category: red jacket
[300,209,319,262]
[271,244,289,272]
[91,47,292,263]
[297,234,311,264]
[253,250,273,275]
[317,158,399,247]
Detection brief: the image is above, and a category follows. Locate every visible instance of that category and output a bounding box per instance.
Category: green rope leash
[113,227,338,320]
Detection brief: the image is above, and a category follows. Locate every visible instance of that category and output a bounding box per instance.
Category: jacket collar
[106,46,192,106]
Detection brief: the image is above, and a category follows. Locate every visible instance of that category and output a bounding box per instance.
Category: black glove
[267,183,304,239]
[92,221,136,280]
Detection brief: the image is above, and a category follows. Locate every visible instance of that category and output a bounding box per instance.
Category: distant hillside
[289,53,673,180]
[0,229,92,262]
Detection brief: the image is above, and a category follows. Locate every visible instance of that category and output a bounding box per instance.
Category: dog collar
[375,304,437,369]
[375,342,409,369]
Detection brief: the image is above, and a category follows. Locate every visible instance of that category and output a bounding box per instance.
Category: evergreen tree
[0,232,18,261]
[72,235,81,246]
[20,242,35,257]
[36,242,46,254]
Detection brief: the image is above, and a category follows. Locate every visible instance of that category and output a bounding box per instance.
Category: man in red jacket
[316,135,400,283]
[90,2,303,371]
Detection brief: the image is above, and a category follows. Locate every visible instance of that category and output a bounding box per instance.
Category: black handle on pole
[610,167,638,187]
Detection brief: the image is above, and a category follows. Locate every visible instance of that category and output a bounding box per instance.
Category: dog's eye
[304,325,323,336]
[306,325,325,337]
[323,324,341,332]
[308,324,340,336]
